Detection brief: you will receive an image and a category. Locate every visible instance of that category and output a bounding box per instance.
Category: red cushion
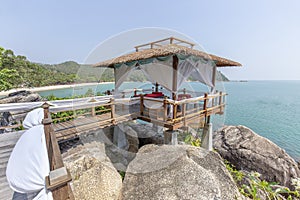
[178,94,191,100]
[152,92,163,95]
[145,93,164,98]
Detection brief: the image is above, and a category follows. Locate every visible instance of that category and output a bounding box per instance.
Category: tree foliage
[0,69,20,91]
[42,61,115,83]
[0,46,76,91]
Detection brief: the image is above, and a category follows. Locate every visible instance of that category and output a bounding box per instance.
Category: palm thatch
[94,44,241,68]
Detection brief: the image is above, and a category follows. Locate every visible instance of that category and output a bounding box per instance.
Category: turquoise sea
[224,81,300,161]
[37,81,300,161]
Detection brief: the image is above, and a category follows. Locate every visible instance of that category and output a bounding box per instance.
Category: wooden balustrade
[2,91,226,135]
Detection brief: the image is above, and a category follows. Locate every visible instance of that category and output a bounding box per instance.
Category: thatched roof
[94,44,241,68]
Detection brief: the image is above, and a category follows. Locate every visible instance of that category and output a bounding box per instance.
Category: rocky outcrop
[0,90,42,104]
[76,122,164,171]
[120,144,245,200]
[0,90,43,133]
[126,122,164,146]
[62,141,122,200]
[78,127,137,172]
[214,125,300,188]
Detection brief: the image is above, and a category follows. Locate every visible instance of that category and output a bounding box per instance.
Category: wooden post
[173,103,177,121]
[121,92,125,111]
[110,98,115,124]
[42,103,74,200]
[134,88,137,96]
[43,103,53,165]
[219,91,223,113]
[182,103,186,127]
[170,37,174,44]
[140,95,144,116]
[89,98,96,117]
[91,107,96,116]
[163,96,168,121]
[172,55,178,121]
[203,93,208,123]
[155,82,159,92]
[172,55,178,101]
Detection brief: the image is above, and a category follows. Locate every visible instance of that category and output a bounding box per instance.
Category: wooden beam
[140,95,144,116]
[155,82,159,92]
[134,38,171,50]
[219,91,223,113]
[172,55,178,100]
[170,37,174,44]
[42,103,74,200]
[202,93,208,123]
[172,37,195,47]
[110,98,115,124]
[182,103,186,127]
[172,55,178,120]
[137,116,173,130]
[163,96,168,122]
[134,37,195,51]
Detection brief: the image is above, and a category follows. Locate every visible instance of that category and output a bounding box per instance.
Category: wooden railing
[138,91,226,130]
[0,92,226,133]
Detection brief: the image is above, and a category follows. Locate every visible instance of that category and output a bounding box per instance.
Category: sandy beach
[0,82,114,96]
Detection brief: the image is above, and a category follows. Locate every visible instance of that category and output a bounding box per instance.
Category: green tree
[0,68,20,91]
[0,46,77,89]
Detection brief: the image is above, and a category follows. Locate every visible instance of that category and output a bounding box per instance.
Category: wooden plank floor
[0,131,25,200]
[53,111,137,142]
[53,105,224,142]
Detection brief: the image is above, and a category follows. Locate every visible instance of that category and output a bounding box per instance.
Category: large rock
[120,144,245,200]
[80,127,137,172]
[126,122,164,146]
[214,125,300,188]
[0,90,43,104]
[62,141,122,200]
[80,122,163,172]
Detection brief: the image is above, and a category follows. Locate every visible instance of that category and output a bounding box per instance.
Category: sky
[1,0,300,80]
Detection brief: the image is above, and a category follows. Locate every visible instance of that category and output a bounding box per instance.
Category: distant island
[0,46,230,92]
[230,80,248,82]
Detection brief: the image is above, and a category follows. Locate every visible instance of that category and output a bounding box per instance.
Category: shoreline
[0,82,115,96]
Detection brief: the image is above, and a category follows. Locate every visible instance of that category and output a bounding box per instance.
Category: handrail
[1,91,226,133]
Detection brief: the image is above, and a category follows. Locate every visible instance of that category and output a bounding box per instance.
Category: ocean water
[36,81,300,161]
[224,81,300,161]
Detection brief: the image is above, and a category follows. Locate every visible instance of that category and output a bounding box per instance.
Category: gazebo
[95,37,241,100]
[94,37,241,136]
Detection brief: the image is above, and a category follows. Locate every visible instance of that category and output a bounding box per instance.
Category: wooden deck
[0,131,24,199]
[1,92,226,143]
[49,92,225,142]
[53,111,138,141]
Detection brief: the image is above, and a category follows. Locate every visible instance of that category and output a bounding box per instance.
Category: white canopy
[114,55,215,94]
